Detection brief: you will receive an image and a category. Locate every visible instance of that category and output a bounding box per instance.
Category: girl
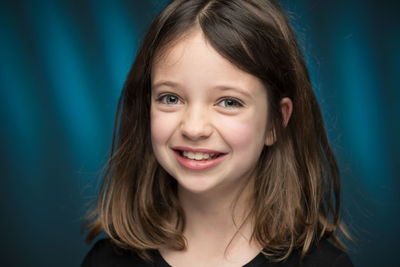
[82,0,353,266]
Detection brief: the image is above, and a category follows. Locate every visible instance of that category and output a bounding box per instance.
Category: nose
[180,105,213,141]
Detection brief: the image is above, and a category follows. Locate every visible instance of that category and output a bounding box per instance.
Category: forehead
[151,29,265,93]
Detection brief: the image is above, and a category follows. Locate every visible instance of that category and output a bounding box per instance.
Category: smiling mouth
[173,148,226,170]
[179,150,220,161]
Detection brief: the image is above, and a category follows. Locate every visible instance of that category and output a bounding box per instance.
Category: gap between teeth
[182,151,217,160]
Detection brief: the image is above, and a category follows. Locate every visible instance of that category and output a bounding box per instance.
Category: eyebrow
[213,85,252,99]
[152,81,180,90]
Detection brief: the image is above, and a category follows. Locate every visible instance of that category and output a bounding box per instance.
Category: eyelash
[217,98,243,109]
[156,94,244,109]
[156,94,182,105]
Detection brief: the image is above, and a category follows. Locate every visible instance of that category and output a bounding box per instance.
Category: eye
[157,94,182,105]
[218,98,243,109]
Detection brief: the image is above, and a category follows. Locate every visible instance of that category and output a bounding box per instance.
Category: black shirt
[82,238,353,267]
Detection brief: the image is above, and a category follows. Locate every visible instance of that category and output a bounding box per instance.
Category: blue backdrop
[0,0,398,266]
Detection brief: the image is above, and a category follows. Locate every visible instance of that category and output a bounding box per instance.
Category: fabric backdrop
[0,0,398,266]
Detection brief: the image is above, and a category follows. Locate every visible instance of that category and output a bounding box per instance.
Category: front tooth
[182,151,218,160]
[194,153,203,160]
[182,151,208,160]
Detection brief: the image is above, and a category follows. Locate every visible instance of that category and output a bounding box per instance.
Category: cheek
[150,108,181,151]
[150,110,168,147]
[151,112,163,143]
[218,114,267,151]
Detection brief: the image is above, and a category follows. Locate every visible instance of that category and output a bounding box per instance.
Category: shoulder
[302,239,353,267]
[262,239,353,267]
[81,238,156,267]
[292,239,353,267]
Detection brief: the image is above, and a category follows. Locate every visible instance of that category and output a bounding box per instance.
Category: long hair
[84,0,350,261]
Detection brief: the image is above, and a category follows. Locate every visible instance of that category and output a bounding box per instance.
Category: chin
[175,177,220,195]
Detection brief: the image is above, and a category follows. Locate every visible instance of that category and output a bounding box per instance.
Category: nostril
[180,111,213,139]
[180,123,213,140]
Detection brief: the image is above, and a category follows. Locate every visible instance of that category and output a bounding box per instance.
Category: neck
[178,177,256,252]
[159,178,263,267]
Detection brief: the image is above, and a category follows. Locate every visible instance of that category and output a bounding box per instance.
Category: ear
[265,97,293,146]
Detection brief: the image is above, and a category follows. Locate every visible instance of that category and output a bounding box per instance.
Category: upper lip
[172,146,225,154]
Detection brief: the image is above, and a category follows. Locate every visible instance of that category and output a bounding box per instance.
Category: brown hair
[84,0,350,262]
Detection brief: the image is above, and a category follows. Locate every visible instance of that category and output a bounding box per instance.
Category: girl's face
[151,30,272,196]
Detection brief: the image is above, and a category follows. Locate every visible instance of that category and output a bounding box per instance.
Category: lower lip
[174,150,226,170]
